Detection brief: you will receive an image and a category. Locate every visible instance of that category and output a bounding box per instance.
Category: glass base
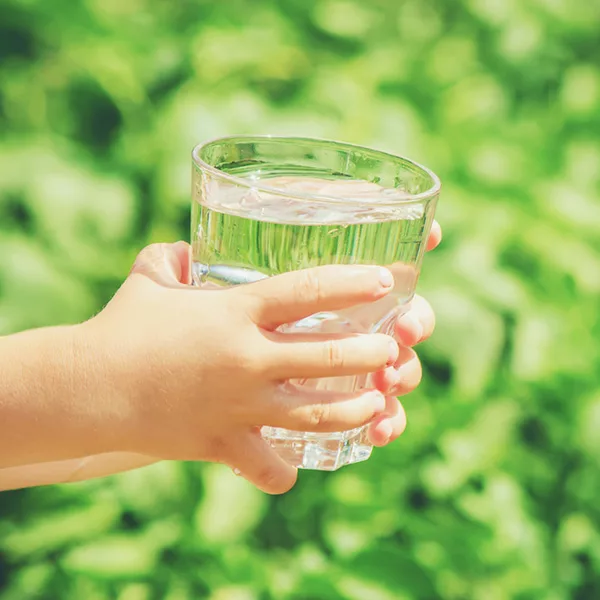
[261,425,372,471]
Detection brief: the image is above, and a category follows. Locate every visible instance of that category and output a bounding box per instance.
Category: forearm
[0,325,129,468]
[0,453,159,491]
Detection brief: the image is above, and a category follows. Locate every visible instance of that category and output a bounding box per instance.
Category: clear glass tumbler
[191,136,440,471]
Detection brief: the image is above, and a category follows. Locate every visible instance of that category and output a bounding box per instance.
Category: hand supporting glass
[191,136,440,471]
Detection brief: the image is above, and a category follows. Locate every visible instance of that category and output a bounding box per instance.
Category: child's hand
[84,242,400,493]
[367,293,436,446]
[367,220,441,447]
[0,223,441,494]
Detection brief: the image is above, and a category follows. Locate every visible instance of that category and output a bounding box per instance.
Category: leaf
[1,503,120,560]
[194,465,267,545]
[344,546,436,596]
[61,535,158,579]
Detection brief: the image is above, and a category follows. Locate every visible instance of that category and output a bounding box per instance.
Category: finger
[426,220,442,252]
[266,332,399,379]
[367,397,407,447]
[242,265,395,329]
[129,242,192,287]
[227,430,298,495]
[371,348,422,396]
[394,295,436,347]
[173,241,193,285]
[264,383,386,433]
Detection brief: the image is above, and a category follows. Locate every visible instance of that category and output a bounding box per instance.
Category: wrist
[71,319,142,456]
[0,322,135,468]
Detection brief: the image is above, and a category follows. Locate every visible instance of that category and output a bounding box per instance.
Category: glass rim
[191,135,441,206]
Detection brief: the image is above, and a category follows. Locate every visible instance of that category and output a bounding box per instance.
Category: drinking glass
[191,136,440,471]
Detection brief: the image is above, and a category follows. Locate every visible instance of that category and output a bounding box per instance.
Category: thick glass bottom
[261,425,372,471]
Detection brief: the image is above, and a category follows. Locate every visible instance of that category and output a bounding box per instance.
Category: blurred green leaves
[195,466,267,545]
[1,0,599,598]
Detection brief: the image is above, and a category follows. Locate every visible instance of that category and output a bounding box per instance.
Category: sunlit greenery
[1,0,599,598]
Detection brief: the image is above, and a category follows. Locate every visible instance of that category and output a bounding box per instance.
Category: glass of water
[191,136,440,471]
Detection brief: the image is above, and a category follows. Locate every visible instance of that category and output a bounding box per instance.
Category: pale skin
[0,223,441,494]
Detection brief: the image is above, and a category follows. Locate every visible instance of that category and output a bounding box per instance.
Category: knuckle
[141,242,164,256]
[144,243,169,263]
[256,466,282,491]
[362,402,381,425]
[296,269,323,303]
[233,288,263,321]
[130,243,162,273]
[307,402,332,429]
[324,340,346,370]
[236,339,270,377]
[239,349,262,375]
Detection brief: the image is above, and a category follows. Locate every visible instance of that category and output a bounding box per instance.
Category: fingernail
[379,419,394,443]
[371,393,386,413]
[404,313,424,342]
[388,360,418,394]
[379,267,394,288]
[389,368,404,389]
[388,340,399,366]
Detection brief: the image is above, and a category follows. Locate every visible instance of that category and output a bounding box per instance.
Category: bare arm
[0,236,442,495]
[0,453,159,491]
[0,325,127,470]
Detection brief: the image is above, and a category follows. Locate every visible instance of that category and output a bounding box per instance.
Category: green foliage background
[1,0,599,598]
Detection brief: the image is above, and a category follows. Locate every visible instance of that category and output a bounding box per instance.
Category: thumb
[129,242,192,287]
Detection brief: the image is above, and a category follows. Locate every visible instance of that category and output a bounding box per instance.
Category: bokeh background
[1,0,599,598]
